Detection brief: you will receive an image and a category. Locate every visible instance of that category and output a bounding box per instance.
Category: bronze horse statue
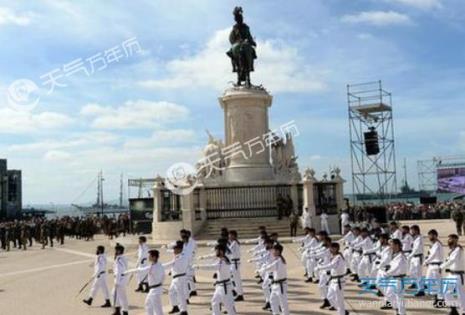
[226,7,257,87]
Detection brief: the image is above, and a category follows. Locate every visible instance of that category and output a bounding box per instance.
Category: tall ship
[71,171,128,216]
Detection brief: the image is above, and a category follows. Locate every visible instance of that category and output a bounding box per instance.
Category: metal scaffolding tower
[417,158,438,192]
[347,81,398,204]
[418,155,465,192]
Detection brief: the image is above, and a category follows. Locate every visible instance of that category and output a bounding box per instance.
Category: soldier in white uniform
[349,227,362,282]
[382,238,408,315]
[321,211,330,235]
[315,242,349,315]
[356,228,375,286]
[293,227,313,277]
[400,225,413,256]
[296,228,318,282]
[83,245,111,308]
[407,225,425,296]
[340,210,350,228]
[389,222,402,241]
[424,229,445,308]
[135,236,150,293]
[259,243,289,315]
[441,234,465,315]
[125,249,165,315]
[164,240,189,315]
[314,236,332,309]
[182,230,198,297]
[248,238,275,311]
[112,243,129,315]
[339,225,354,275]
[194,244,236,315]
[228,230,244,301]
[371,234,391,300]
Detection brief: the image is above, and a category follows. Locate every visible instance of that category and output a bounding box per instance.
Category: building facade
[0,159,22,219]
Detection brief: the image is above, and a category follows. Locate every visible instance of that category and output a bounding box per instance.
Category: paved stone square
[0,219,458,315]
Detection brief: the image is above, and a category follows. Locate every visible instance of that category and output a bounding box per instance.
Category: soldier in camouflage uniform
[451,207,464,235]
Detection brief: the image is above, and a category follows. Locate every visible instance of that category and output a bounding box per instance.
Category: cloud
[81,99,189,129]
[7,131,119,153]
[0,7,34,26]
[341,11,413,26]
[43,150,71,161]
[139,29,327,93]
[0,108,72,134]
[385,0,443,10]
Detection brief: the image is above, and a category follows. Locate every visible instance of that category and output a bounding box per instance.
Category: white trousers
[358,256,373,278]
[230,262,243,295]
[262,275,272,303]
[305,257,316,279]
[385,279,405,315]
[112,284,129,312]
[408,256,422,285]
[145,288,163,315]
[444,274,465,312]
[169,277,188,312]
[137,259,149,285]
[270,282,289,315]
[327,280,346,315]
[321,220,330,234]
[187,265,196,293]
[426,265,442,299]
[89,274,110,300]
[212,283,236,315]
[351,253,361,275]
[318,271,330,299]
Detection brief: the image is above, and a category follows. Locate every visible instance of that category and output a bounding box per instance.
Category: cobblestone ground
[0,219,458,315]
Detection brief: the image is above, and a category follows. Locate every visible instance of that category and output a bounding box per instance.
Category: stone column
[219,87,274,182]
[151,176,164,237]
[198,182,207,221]
[180,189,197,233]
[333,168,346,212]
[301,168,316,228]
[290,182,299,213]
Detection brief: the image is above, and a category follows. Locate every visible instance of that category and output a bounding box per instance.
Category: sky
[1,0,465,205]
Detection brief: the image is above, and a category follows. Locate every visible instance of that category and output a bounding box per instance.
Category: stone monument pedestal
[219,87,274,183]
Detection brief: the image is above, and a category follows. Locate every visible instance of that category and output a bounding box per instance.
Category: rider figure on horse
[226,7,257,87]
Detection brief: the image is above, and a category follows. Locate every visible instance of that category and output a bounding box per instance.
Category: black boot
[262,302,271,310]
[449,307,460,315]
[122,312,128,315]
[380,302,392,310]
[169,306,180,314]
[82,297,93,306]
[234,295,244,302]
[320,298,331,309]
[101,299,111,308]
[179,312,188,315]
[112,307,121,315]
[305,277,313,283]
[376,290,384,297]
[414,290,425,297]
[189,290,198,297]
